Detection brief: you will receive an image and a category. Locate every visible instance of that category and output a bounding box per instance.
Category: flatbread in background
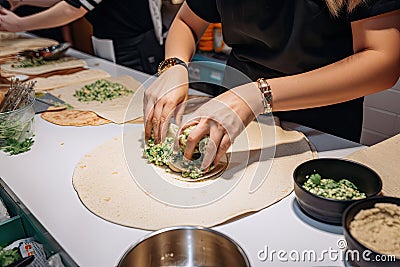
[50,76,142,123]
[0,37,57,57]
[41,110,111,126]
[40,109,144,126]
[72,118,317,230]
[1,57,87,76]
[32,69,111,91]
[346,134,400,198]
[0,32,17,40]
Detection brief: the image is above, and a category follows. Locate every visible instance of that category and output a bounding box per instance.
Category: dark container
[342,196,400,266]
[293,158,382,224]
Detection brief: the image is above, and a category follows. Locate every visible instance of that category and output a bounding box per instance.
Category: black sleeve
[348,0,400,21]
[64,0,103,11]
[186,0,221,23]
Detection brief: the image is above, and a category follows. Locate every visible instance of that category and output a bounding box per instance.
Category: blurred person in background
[0,0,165,74]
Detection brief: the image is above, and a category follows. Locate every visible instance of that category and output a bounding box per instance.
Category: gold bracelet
[256,78,273,114]
[157,57,188,76]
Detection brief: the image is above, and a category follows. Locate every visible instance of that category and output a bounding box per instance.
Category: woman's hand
[0,7,24,32]
[144,65,189,144]
[180,82,265,169]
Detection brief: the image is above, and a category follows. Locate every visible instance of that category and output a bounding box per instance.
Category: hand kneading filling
[302,173,366,200]
[144,124,211,179]
[349,203,400,258]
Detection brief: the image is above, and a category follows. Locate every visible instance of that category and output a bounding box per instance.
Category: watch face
[157,58,187,76]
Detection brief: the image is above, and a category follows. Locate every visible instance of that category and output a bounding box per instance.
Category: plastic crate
[0,178,78,266]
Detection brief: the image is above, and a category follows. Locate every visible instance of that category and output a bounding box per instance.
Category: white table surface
[0,49,365,267]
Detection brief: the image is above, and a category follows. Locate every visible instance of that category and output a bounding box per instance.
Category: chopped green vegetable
[143,125,210,179]
[144,136,174,166]
[0,246,21,267]
[0,111,35,156]
[2,137,34,155]
[73,79,132,103]
[11,57,70,68]
[303,173,366,200]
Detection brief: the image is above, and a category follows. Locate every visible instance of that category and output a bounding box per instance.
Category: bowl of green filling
[293,158,382,225]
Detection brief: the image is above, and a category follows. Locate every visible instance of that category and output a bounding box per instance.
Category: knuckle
[219,140,232,152]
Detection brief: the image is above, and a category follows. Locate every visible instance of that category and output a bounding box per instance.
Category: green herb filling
[302,173,366,200]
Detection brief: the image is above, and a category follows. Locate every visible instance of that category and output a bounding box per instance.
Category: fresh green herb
[0,110,35,156]
[144,136,174,166]
[303,173,366,200]
[143,125,210,179]
[73,79,132,103]
[0,246,21,267]
[2,137,34,155]
[11,57,70,68]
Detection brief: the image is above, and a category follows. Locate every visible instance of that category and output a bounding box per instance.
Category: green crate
[0,179,78,266]
[0,216,25,247]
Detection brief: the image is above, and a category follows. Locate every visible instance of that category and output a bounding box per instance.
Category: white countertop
[0,49,365,267]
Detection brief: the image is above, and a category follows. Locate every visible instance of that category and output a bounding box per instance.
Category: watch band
[157,57,188,76]
[256,78,273,114]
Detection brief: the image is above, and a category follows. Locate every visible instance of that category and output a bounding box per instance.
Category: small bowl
[0,95,35,149]
[117,226,250,267]
[293,158,382,224]
[343,196,400,266]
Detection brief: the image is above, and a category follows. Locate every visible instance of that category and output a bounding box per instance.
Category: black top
[64,0,154,40]
[186,0,399,142]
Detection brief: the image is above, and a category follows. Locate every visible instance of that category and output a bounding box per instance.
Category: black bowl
[343,196,400,266]
[293,158,382,224]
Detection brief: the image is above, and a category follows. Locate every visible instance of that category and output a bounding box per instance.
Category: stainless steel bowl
[117,226,250,267]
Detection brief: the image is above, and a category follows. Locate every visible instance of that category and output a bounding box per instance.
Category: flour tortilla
[0,32,17,40]
[40,109,144,126]
[1,57,87,76]
[41,110,111,126]
[72,118,317,230]
[32,69,111,92]
[50,76,142,123]
[0,37,58,57]
[346,134,400,198]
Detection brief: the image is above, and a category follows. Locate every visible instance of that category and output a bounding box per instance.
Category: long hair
[326,0,366,16]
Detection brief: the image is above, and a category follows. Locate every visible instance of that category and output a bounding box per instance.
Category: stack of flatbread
[0,36,57,57]
[0,32,17,40]
[0,57,87,78]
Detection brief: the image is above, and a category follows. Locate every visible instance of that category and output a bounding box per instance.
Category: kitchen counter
[0,48,365,266]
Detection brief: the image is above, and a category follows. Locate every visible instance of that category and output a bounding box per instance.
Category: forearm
[15,0,61,8]
[165,2,209,63]
[270,10,400,112]
[18,1,86,31]
[270,50,399,112]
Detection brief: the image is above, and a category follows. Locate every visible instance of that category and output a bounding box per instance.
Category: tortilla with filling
[32,69,111,91]
[144,123,228,181]
[0,37,58,57]
[1,57,87,75]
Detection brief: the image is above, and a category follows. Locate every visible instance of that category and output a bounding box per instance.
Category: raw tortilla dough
[72,118,317,230]
[346,134,400,197]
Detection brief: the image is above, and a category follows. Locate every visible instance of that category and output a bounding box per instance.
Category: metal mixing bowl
[117,226,250,267]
